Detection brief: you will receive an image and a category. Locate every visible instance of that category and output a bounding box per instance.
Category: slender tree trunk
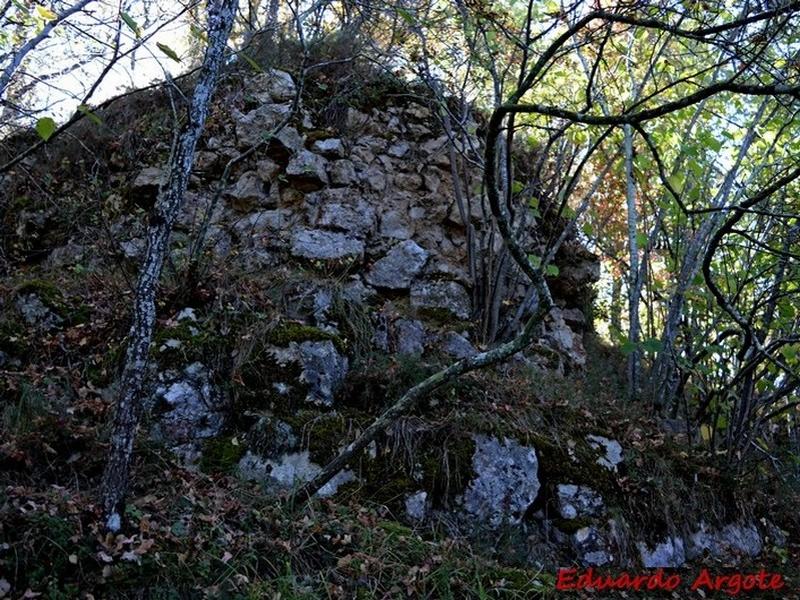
[624,124,641,400]
[610,276,622,337]
[650,100,769,409]
[100,0,237,532]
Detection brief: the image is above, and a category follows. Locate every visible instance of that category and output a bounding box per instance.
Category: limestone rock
[290,228,364,262]
[15,294,62,330]
[246,416,298,458]
[544,307,586,368]
[310,196,376,238]
[234,103,292,147]
[410,280,471,320]
[394,172,422,191]
[405,491,429,522]
[361,165,386,191]
[556,484,604,520]
[312,138,345,158]
[379,209,414,240]
[237,449,354,497]
[561,308,586,329]
[224,171,271,212]
[573,527,612,566]
[233,209,286,239]
[286,150,329,190]
[297,340,349,406]
[150,362,226,463]
[256,158,281,181]
[243,69,296,103]
[586,435,623,472]
[387,141,410,158]
[131,166,165,195]
[461,435,540,528]
[394,319,426,355]
[329,159,356,186]
[440,331,476,359]
[638,537,686,568]
[264,69,296,102]
[366,240,429,289]
[687,522,763,563]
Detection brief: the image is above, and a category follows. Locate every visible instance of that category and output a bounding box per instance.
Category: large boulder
[440,331,477,359]
[461,435,540,528]
[131,166,165,193]
[366,240,429,289]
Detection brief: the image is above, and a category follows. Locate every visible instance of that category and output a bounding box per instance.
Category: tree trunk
[624,124,641,401]
[610,276,622,337]
[100,0,237,532]
[650,100,769,409]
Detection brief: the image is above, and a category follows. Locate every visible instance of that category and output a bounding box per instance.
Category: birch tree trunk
[100,0,237,532]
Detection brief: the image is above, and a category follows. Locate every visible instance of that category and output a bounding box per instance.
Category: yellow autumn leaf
[36,5,57,21]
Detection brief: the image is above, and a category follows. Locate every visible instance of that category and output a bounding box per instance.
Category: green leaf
[641,337,662,353]
[511,180,524,194]
[121,11,141,37]
[705,137,722,152]
[189,23,207,42]
[239,52,263,73]
[546,264,560,277]
[621,340,638,356]
[35,5,57,20]
[156,42,181,63]
[528,197,539,209]
[35,116,56,141]
[582,223,594,236]
[527,254,541,268]
[397,7,415,24]
[635,232,648,248]
[667,173,684,193]
[77,104,101,125]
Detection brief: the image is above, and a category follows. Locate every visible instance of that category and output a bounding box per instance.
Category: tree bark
[100,0,237,532]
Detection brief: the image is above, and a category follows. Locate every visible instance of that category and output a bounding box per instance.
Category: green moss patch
[200,435,245,474]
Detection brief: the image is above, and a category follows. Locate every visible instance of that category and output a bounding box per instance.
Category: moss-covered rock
[265,321,345,353]
[200,436,246,473]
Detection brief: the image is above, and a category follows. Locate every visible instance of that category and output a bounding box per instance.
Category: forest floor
[1,332,799,599]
